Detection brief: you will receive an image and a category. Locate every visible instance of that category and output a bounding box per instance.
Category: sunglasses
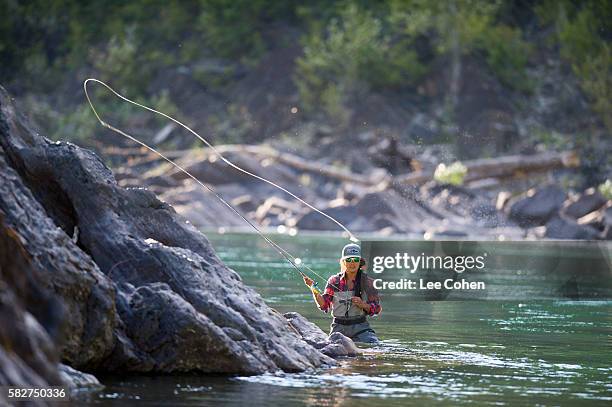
[344,257,361,263]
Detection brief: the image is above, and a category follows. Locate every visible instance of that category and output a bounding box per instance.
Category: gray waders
[330,278,379,343]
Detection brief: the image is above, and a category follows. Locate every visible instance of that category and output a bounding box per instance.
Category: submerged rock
[0,84,333,381]
[284,312,361,357]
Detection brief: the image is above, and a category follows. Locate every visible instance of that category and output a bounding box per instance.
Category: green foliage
[24,88,180,147]
[434,161,467,186]
[576,46,612,130]
[207,103,256,144]
[476,25,533,92]
[91,32,143,95]
[197,1,264,62]
[295,4,425,122]
[532,128,571,150]
[537,0,612,130]
[390,0,532,92]
[598,179,612,200]
[196,0,299,62]
[1,0,608,143]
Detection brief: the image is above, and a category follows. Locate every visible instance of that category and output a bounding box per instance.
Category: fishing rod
[83,78,356,291]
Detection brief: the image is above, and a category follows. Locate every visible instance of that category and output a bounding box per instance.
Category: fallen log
[392,151,579,187]
[104,143,578,189]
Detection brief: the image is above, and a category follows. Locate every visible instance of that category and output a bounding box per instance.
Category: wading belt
[333,316,366,325]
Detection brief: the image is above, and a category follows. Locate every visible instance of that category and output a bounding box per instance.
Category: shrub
[538,0,612,130]
[598,179,612,200]
[434,161,467,186]
[295,4,425,120]
[477,25,533,92]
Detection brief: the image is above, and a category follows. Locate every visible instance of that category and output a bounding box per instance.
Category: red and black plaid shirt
[319,271,381,317]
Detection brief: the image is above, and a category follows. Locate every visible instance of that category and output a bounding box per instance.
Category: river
[79,233,612,405]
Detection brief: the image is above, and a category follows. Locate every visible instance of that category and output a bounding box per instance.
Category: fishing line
[83,78,356,290]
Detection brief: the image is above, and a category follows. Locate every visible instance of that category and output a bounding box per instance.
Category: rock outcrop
[0,84,333,385]
[0,213,64,389]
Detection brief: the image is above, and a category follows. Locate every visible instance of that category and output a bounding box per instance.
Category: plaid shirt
[319,271,381,317]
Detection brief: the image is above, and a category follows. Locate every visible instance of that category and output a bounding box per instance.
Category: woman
[303,243,381,343]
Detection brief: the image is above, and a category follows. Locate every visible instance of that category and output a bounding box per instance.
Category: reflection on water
[81,233,612,406]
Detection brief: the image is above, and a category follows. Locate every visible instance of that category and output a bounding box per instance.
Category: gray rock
[563,190,607,219]
[603,206,612,227]
[321,333,361,358]
[605,207,612,228]
[283,312,329,347]
[544,216,600,240]
[59,364,102,389]
[0,214,63,390]
[296,205,358,231]
[470,202,500,225]
[231,194,259,213]
[158,180,249,228]
[0,150,116,370]
[0,85,333,377]
[355,192,397,217]
[284,312,361,357]
[372,214,398,231]
[509,185,566,227]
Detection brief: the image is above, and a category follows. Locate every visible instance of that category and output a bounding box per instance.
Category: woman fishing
[85,79,379,342]
[303,243,381,343]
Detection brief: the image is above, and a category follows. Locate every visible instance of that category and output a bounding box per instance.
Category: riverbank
[106,143,611,241]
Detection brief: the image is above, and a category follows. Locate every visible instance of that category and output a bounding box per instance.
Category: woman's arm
[311,289,326,309]
[303,276,331,311]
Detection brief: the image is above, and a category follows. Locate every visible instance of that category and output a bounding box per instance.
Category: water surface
[83,233,612,405]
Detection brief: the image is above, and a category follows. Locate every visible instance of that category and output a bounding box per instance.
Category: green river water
[82,233,611,406]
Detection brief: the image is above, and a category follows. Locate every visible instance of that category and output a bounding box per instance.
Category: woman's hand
[302,275,314,287]
[351,296,369,310]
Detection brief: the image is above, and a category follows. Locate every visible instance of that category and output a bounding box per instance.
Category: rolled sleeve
[319,286,334,313]
[367,301,381,317]
[319,293,333,312]
[364,275,381,317]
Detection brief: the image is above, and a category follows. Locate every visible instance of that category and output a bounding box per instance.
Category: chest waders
[330,271,377,342]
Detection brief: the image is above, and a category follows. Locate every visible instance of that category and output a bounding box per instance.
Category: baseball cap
[341,243,361,259]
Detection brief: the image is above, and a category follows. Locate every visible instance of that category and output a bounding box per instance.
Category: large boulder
[0,150,116,370]
[0,84,333,379]
[509,185,566,228]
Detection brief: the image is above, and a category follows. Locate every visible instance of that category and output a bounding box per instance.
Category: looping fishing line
[84,78,359,290]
